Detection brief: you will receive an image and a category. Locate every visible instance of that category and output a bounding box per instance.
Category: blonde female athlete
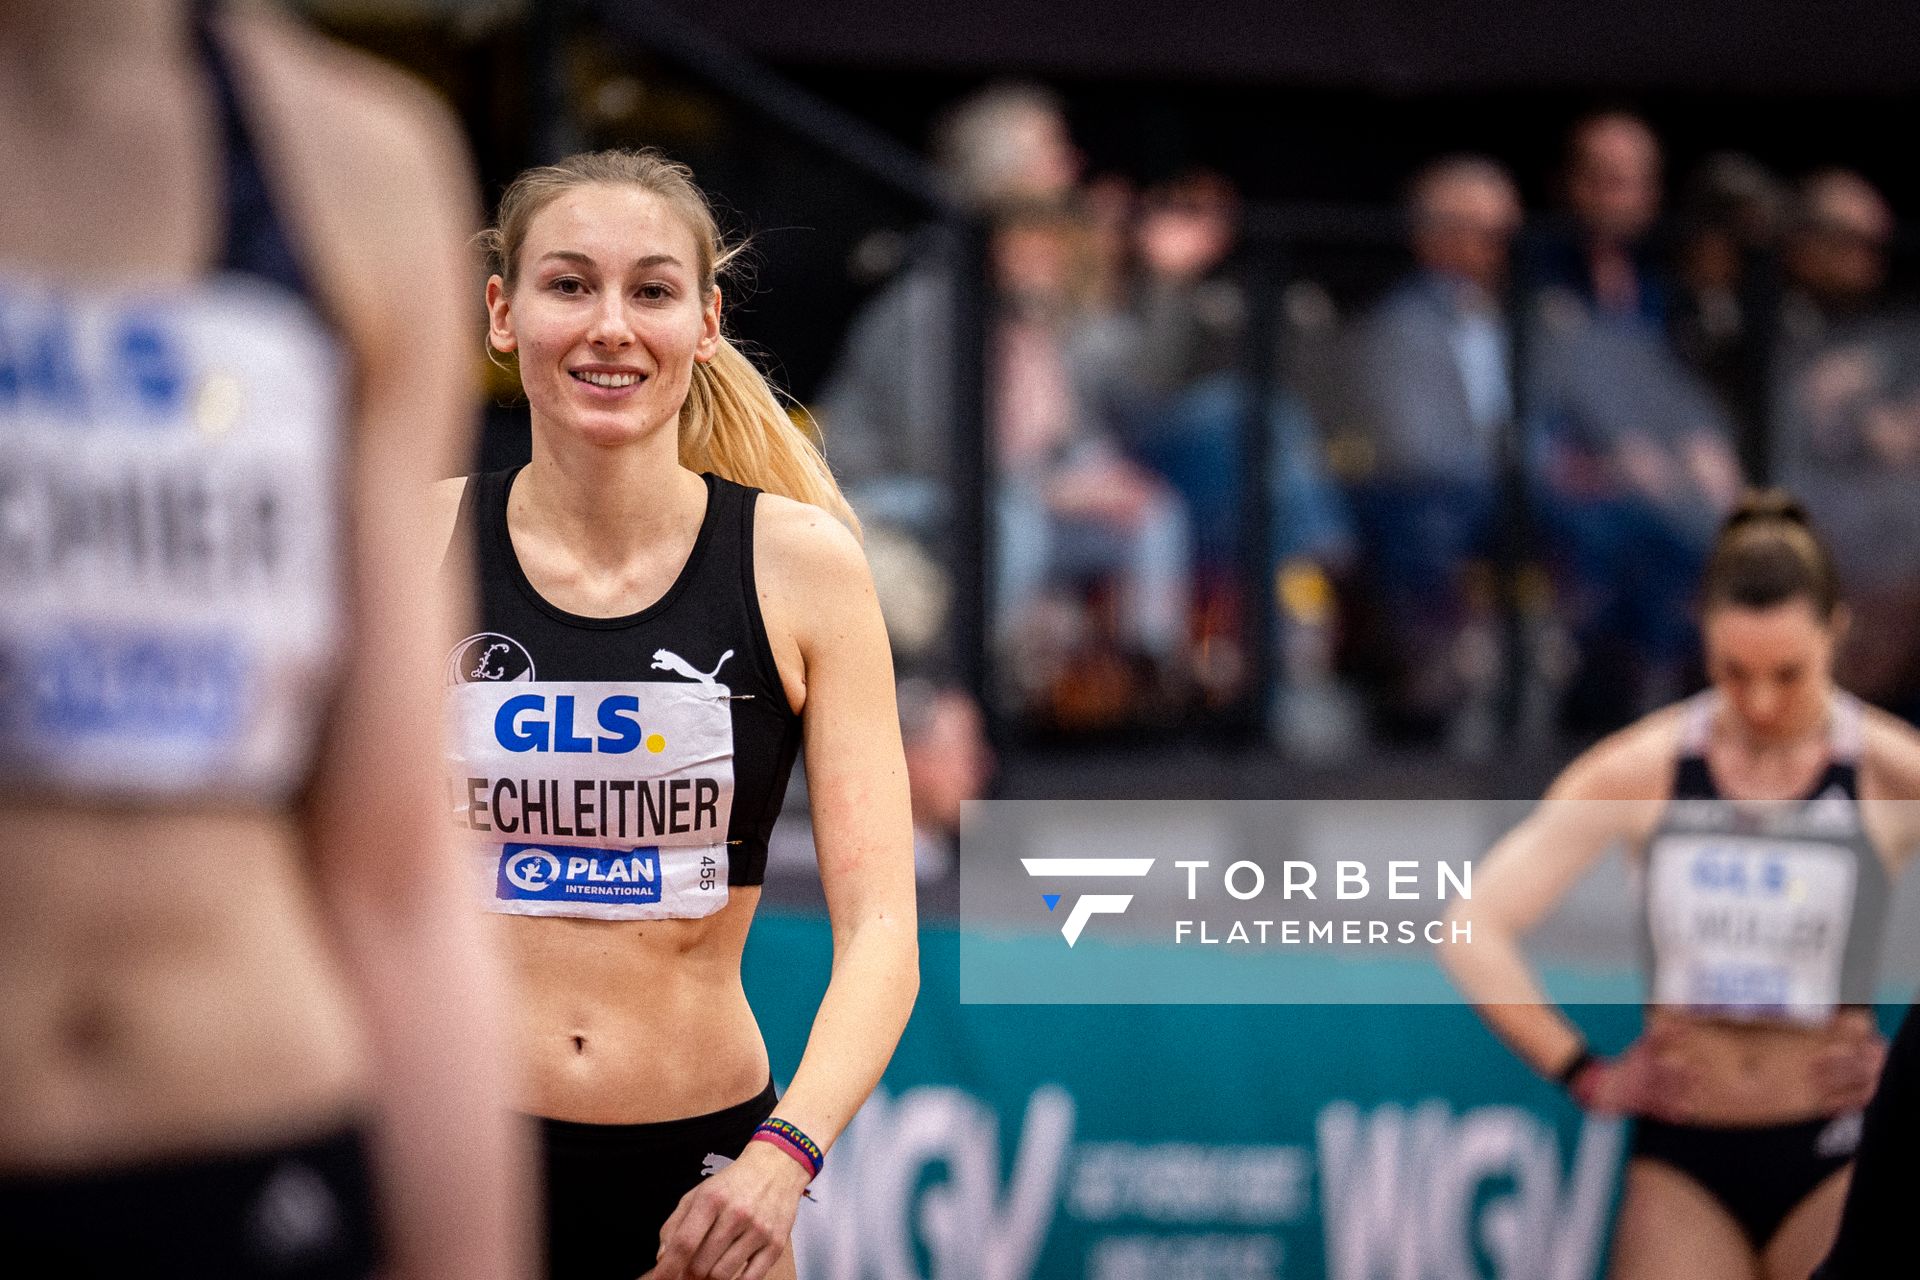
[1444,492,1920,1280]
[0,1,526,1276]
[434,149,919,1280]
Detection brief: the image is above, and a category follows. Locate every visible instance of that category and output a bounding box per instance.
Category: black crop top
[1641,690,1891,1021]
[442,466,801,919]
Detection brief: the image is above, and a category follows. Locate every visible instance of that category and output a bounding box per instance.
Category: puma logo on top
[652,647,733,685]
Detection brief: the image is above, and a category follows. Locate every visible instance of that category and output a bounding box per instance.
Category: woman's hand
[643,1140,809,1280]
[1567,1029,1701,1120]
[1812,1015,1890,1114]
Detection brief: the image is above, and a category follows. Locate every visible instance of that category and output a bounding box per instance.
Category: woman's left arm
[1862,709,1920,875]
[652,499,918,1280]
[758,505,921,1147]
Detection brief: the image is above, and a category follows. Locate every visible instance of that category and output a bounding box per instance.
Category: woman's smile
[568,364,649,398]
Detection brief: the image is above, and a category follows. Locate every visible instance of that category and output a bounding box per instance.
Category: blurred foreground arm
[244,14,533,1278]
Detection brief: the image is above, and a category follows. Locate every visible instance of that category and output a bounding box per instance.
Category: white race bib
[1646,833,1857,1022]
[0,275,343,801]
[446,678,736,919]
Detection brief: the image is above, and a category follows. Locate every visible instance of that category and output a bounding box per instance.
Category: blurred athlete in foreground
[0,2,527,1275]
[1814,1000,1919,1278]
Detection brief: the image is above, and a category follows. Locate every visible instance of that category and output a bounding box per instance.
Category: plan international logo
[1021,858,1155,946]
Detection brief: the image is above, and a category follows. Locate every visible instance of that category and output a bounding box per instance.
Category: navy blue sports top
[0,8,346,803]
[442,466,802,920]
[1642,691,1891,1023]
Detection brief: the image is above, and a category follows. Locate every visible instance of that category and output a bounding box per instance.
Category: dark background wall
[312,1,1920,400]
[657,0,1920,95]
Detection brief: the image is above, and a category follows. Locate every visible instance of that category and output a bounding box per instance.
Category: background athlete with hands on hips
[1442,491,1920,1280]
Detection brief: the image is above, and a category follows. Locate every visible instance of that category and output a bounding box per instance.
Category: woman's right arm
[1440,723,1669,1081]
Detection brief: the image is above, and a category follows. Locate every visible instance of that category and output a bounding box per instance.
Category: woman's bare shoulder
[752,492,868,588]
[1545,702,1687,802]
[1860,702,1920,799]
[214,8,477,343]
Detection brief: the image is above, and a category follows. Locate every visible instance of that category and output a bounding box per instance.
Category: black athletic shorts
[539,1080,779,1280]
[1632,1109,1861,1249]
[0,1126,381,1279]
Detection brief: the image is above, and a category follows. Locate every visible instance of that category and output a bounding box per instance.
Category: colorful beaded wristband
[750,1117,824,1179]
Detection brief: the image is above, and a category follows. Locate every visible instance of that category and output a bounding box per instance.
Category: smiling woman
[476,150,854,523]
[434,149,918,1280]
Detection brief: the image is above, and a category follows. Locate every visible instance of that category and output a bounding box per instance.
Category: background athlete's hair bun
[1703,486,1838,618]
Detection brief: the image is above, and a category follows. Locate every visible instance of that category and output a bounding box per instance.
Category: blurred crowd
[809,86,1920,759]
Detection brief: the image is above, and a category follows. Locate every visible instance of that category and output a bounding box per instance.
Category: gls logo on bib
[492,693,669,755]
[498,843,662,904]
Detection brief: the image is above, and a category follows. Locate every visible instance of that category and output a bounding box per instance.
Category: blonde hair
[478,148,856,530]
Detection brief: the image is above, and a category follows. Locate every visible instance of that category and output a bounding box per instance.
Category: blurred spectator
[862,523,954,674]
[1080,171,1139,314]
[1362,157,1521,485]
[1344,156,1521,740]
[1771,170,1920,711]
[814,240,955,506]
[897,678,996,884]
[817,85,1195,721]
[1512,115,1758,729]
[1529,280,1743,725]
[1518,115,1749,727]
[1081,170,1349,573]
[1070,170,1355,727]
[989,204,1193,692]
[1781,169,1897,345]
[1534,111,1668,332]
[931,81,1082,214]
[1670,153,1788,435]
[818,81,1084,507]
[1121,171,1247,395]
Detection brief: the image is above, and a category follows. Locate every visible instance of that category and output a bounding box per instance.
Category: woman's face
[488,184,720,449]
[1702,599,1838,744]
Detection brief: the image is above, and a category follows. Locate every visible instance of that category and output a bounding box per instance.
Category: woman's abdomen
[1647,1005,1878,1126]
[496,893,770,1124]
[0,805,368,1172]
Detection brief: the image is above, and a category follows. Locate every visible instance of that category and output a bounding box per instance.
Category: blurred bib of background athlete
[1646,832,1858,1022]
[445,678,737,919]
[0,277,344,803]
